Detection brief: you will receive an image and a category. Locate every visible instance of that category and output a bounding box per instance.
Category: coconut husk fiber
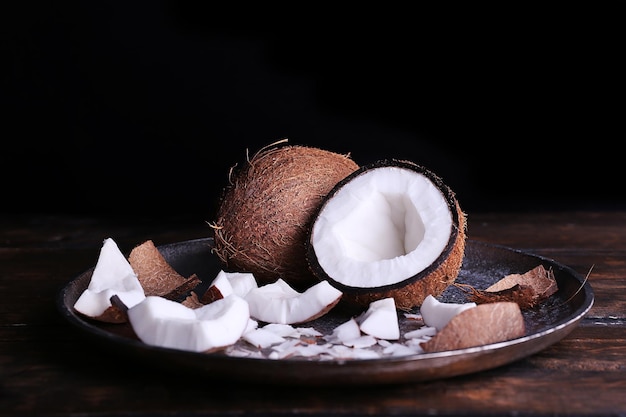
[211,142,359,290]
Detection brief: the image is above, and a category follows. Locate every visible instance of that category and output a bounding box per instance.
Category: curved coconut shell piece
[93,305,128,324]
[211,142,359,290]
[128,240,201,299]
[420,301,526,353]
[306,159,468,311]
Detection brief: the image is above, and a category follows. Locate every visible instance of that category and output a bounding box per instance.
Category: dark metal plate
[57,238,594,385]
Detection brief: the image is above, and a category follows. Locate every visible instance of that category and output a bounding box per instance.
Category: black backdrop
[3,3,622,220]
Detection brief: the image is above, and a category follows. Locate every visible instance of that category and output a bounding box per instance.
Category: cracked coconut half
[306,159,467,311]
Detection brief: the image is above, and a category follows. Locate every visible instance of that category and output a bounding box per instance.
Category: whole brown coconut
[210,141,359,290]
[305,159,467,311]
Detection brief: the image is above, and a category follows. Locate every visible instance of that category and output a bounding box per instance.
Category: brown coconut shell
[458,264,559,310]
[306,159,467,312]
[420,301,526,353]
[210,142,359,290]
[93,304,128,324]
[128,240,201,299]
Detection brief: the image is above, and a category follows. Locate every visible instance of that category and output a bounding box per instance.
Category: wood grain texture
[1,211,625,416]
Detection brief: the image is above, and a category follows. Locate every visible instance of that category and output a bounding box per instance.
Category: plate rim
[57,238,594,385]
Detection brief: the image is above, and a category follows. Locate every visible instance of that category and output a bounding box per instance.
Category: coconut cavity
[306,159,467,311]
[211,142,359,290]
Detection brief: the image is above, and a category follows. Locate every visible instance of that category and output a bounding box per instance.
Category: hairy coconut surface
[306,159,467,311]
[211,142,359,290]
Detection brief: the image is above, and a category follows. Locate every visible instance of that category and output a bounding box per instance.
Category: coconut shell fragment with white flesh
[211,142,359,290]
[73,238,146,323]
[420,301,526,353]
[306,159,467,311]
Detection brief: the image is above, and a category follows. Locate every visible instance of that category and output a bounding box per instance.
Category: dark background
[2,3,622,222]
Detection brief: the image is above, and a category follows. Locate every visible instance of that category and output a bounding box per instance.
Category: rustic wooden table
[1,211,625,416]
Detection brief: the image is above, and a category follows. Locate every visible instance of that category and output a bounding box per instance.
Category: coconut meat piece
[208,270,235,297]
[420,294,476,331]
[242,327,287,349]
[127,294,250,353]
[74,238,146,318]
[311,166,453,288]
[223,271,258,297]
[324,317,362,344]
[356,297,400,340]
[244,279,342,325]
[202,270,259,304]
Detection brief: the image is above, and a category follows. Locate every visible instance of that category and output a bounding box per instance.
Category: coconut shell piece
[181,291,205,309]
[463,284,538,310]
[211,141,359,290]
[420,301,525,353]
[128,240,201,299]
[458,264,558,309]
[486,264,558,298]
[200,285,225,305]
[105,294,130,322]
[93,305,128,324]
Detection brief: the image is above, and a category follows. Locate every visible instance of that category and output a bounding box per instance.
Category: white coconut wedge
[324,318,362,344]
[201,270,258,304]
[201,270,234,303]
[419,294,477,331]
[127,294,250,353]
[74,238,146,323]
[356,297,400,340]
[226,271,258,297]
[244,278,342,324]
[306,159,467,311]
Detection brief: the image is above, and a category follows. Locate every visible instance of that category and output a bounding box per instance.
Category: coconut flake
[343,335,378,348]
[295,327,323,337]
[242,327,286,349]
[324,318,361,344]
[356,297,400,340]
[404,326,437,339]
[382,342,421,356]
[261,323,300,338]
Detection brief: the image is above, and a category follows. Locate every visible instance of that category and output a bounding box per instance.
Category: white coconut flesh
[127,294,250,353]
[221,271,258,297]
[356,297,400,340]
[74,238,146,318]
[244,279,343,325]
[419,294,476,331]
[310,165,453,289]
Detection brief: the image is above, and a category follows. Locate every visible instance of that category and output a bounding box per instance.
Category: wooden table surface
[1,211,625,416]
